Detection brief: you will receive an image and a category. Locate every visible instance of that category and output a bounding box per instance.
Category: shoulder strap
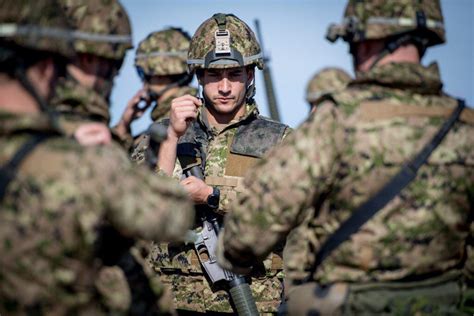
[0,133,52,202]
[301,99,465,284]
[358,100,474,124]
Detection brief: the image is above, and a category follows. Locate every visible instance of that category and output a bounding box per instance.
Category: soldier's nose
[218,78,231,93]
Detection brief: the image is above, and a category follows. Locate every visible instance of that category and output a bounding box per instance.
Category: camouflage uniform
[218,1,474,314]
[148,14,292,314]
[305,67,351,109]
[131,28,197,164]
[134,27,197,122]
[150,103,291,314]
[52,0,135,149]
[130,85,196,164]
[0,1,194,315]
[0,112,194,315]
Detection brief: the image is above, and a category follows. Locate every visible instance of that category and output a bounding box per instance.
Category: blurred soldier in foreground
[218,0,474,314]
[54,1,185,314]
[115,28,197,163]
[0,1,194,315]
[305,67,351,113]
[150,13,291,314]
[51,0,133,149]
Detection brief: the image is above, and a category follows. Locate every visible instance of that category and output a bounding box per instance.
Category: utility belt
[284,270,465,315]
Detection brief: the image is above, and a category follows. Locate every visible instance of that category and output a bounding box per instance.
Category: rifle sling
[300,99,465,284]
[0,133,52,202]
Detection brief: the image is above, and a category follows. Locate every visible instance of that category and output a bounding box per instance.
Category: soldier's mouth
[215,97,234,103]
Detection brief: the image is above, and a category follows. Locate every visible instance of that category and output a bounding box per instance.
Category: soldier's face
[145,75,174,96]
[200,66,253,116]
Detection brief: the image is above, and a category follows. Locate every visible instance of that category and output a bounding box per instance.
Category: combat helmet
[60,0,132,62]
[187,13,264,73]
[0,0,74,116]
[0,0,74,60]
[306,67,352,104]
[135,27,191,78]
[327,0,445,65]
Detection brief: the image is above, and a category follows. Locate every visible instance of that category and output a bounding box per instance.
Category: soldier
[217,0,474,314]
[305,67,351,113]
[51,0,133,149]
[150,13,292,314]
[114,27,197,163]
[0,1,194,315]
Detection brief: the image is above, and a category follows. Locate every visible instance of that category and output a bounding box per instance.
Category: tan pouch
[286,282,348,316]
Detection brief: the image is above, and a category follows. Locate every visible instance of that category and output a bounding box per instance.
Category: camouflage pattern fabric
[51,77,134,150]
[135,28,191,76]
[187,13,264,72]
[59,0,132,61]
[217,62,474,314]
[50,77,173,312]
[52,77,111,125]
[0,0,74,59]
[306,67,351,104]
[0,111,194,315]
[150,86,198,122]
[327,0,445,46]
[130,86,197,165]
[148,103,291,313]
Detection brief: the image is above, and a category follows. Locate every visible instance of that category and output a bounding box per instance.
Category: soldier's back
[286,62,474,313]
[0,112,192,315]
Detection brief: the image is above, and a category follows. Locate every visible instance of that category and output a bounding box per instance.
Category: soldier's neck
[0,77,40,114]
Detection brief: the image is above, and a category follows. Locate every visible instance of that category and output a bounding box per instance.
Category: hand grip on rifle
[184,165,258,316]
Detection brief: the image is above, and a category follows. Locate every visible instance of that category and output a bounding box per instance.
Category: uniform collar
[353,62,443,95]
[51,77,111,125]
[197,101,259,135]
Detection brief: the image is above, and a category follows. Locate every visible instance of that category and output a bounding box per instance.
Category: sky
[111,0,474,135]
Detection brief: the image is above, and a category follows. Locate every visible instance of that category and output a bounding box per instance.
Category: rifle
[184,165,259,316]
[254,19,281,122]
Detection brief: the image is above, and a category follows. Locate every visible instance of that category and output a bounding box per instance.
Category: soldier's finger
[173,94,202,108]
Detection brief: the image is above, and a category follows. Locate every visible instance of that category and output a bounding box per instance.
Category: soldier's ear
[246,66,255,82]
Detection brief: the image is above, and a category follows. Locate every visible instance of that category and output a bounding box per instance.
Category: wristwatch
[206,186,220,209]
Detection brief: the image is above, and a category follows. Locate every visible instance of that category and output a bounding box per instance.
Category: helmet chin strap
[14,62,59,130]
[368,33,427,71]
[368,11,429,71]
[245,79,256,103]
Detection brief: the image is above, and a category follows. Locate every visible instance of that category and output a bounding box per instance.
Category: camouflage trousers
[286,271,471,315]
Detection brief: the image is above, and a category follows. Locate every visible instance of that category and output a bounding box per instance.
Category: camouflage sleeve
[111,126,135,152]
[217,103,345,272]
[83,143,194,242]
[171,159,184,180]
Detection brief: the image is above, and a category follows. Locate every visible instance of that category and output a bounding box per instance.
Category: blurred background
[111,0,473,135]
